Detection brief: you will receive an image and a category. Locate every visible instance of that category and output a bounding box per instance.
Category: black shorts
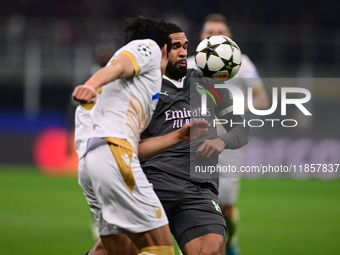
[144,169,227,250]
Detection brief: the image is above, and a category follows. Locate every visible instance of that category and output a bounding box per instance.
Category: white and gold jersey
[74,103,93,159]
[83,39,162,154]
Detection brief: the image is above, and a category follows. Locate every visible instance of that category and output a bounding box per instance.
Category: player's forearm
[218,124,249,149]
[84,54,135,90]
[218,114,249,149]
[138,130,183,160]
[84,64,124,90]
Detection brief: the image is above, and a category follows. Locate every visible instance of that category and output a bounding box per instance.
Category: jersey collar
[163,75,186,88]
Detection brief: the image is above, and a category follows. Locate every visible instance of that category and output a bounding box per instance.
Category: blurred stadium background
[0,0,339,254]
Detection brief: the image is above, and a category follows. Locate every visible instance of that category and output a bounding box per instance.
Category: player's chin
[177,66,187,76]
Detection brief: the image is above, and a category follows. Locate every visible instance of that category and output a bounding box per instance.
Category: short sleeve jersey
[88,39,162,152]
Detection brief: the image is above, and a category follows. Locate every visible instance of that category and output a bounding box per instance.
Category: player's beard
[166,59,187,80]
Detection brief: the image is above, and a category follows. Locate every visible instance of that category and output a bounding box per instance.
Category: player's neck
[163,74,185,88]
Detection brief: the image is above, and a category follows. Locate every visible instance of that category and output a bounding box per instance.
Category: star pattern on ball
[195,35,242,81]
[137,44,151,57]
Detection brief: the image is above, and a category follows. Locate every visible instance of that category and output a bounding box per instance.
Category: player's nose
[179,47,187,58]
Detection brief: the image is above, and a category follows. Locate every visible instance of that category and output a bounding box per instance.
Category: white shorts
[218,149,242,205]
[218,177,240,205]
[78,139,168,236]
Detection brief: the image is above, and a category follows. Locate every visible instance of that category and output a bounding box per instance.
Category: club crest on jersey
[137,44,151,57]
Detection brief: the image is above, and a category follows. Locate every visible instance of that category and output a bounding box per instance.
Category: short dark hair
[123,16,171,52]
[203,13,229,27]
[162,21,184,35]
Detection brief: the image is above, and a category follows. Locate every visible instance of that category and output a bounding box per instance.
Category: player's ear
[161,44,168,59]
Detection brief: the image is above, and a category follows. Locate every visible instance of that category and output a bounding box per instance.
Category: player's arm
[216,86,250,150]
[197,87,249,158]
[138,120,210,160]
[72,54,135,103]
[218,113,249,149]
[196,114,249,158]
[242,55,269,111]
[245,84,269,112]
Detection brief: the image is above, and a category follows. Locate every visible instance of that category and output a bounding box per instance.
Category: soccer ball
[195,35,242,81]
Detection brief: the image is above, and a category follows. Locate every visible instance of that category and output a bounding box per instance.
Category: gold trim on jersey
[80,102,95,111]
[139,246,175,255]
[119,50,141,76]
[104,137,135,152]
[96,87,102,94]
[104,138,135,194]
[252,83,264,93]
[79,87,102,111]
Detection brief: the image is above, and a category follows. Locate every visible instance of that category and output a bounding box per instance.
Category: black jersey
[141,68,233,192]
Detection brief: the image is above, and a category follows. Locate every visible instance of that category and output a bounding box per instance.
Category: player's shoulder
[185,68,213,86]
[240,54,255,68]
[235,53,259,79]
[185,68,219,93]
[129,38,159,50]
[118,39,161,60]
[186,68,201,78]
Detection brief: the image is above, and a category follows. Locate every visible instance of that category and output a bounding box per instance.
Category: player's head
[200,13,232,40]
[123,16,171,51]
[123,16,171,75]
[163,22,188,80]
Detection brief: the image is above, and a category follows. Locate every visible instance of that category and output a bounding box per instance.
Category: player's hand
[72,85,97,103]
[179,120,210,141]
[196,138,225,158]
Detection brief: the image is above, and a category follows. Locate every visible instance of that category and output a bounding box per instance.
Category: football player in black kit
[84,22,249,255]
[140,22,249,255]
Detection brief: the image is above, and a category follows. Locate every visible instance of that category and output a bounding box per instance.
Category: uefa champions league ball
[195,35,242,81]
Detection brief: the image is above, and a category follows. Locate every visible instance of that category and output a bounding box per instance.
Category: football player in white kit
[187,14,269,255]
[72,16,175,255]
